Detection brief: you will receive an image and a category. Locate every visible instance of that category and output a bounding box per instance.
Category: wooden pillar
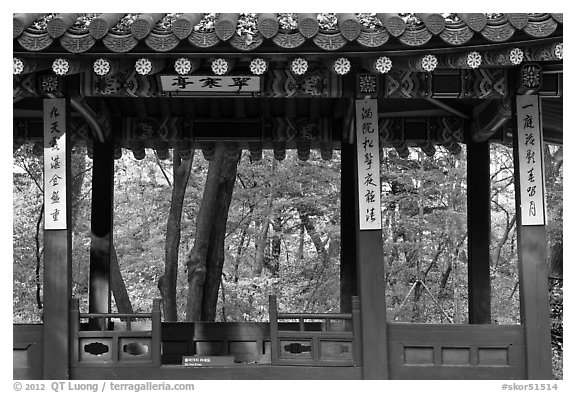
[42,98,72,379]
[467,140,492,324]
[354,99,389,379]
[512,95,553,379]
[340,141,358,313]
[89,140,115,326]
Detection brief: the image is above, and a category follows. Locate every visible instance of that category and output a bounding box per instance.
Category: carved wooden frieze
[460,69,507,99]
[356,73,378,97]
[60,32,95,53]
[272,31,306,49]
[17,31,54,51]
[517,63,543,95]
[84,71,159,97]
[144,32,180,52]
[248,142,263,161]
[103,33,138,53]
[13,74,37,97]
[188,31,220,48]
[39,74,64,96]
[356,29,389,48]
[384,70,433,98]
[313,32,347,51]
[524,43,562,62]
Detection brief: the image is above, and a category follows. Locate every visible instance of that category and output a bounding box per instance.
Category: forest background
[12,142,563,378]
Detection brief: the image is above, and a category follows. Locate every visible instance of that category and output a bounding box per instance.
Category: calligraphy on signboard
[516,95,546,226]
[355,99,382,230]
[43,99,67,230]
[159,75,261,94]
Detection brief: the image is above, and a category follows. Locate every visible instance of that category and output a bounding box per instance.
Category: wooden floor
[70,365,363,380]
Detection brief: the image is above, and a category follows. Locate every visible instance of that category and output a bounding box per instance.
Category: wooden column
[512,95,552,379]
[340,141,358,313]
[354,99,389,379]
[89,140,115,326]
[42,98,72,379]
[467,140,492,324]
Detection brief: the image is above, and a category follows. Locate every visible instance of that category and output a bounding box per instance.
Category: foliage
[12,141,562,377]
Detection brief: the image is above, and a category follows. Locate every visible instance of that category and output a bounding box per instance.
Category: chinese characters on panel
[159,75,261,94]
[43,99,67,230]
[516,95,546,226]
[355,99,382,230]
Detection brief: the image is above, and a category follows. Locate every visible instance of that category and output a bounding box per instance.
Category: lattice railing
[269,295,361,366]
[70,298,161,367]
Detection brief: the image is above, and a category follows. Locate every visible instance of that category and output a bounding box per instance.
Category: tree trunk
[297,208,329,266]
[110,245,134,314]
[268,215,282,277]
[186,144,240,321]
[254,195,273,276]
[158,150,193,322]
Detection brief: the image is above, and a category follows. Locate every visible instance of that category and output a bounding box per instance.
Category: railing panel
[70,298,161,368]
[269,295,362,367]
[388,323,526,379]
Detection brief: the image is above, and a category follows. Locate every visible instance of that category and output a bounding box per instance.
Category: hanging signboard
[355,99,382,230]
[43,98,67,230]
[159,75,261,94]
[516,95,546,226]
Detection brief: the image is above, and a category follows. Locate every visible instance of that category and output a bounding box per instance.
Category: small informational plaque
[355,98,382,230]
[43,98,67,230]
[182,355,235,367]
[516,95,546,226]
[160,75,261,94]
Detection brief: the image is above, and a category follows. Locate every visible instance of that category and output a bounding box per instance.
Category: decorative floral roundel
[421,54,438,72]
[135,58,152,75]
[52,58,70,76]
[249,58,268,75]
[13,58,24,75]
[174,57,192,75]
[93,58,111,76]
[291,57,308,75]
[509,48,524,65]
[211,58,229,75]
[555,43,563,60]
[466,51,482,69]
[375,56,392,74]
[333,57,351,75]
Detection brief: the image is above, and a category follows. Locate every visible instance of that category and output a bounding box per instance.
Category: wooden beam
[89,140,115,328]
[467,140,492,324]
[512,95,553,379]
[42,98,72,379]
[340,142,358,312]
[471,98,512,142]
[353,100,389,379]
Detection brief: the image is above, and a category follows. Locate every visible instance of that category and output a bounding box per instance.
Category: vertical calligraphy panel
[516,95,546,226]
[43,99,67,230]
[355,99,382,230]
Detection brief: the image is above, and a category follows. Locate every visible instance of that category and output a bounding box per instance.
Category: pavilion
[13,13,562,380]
